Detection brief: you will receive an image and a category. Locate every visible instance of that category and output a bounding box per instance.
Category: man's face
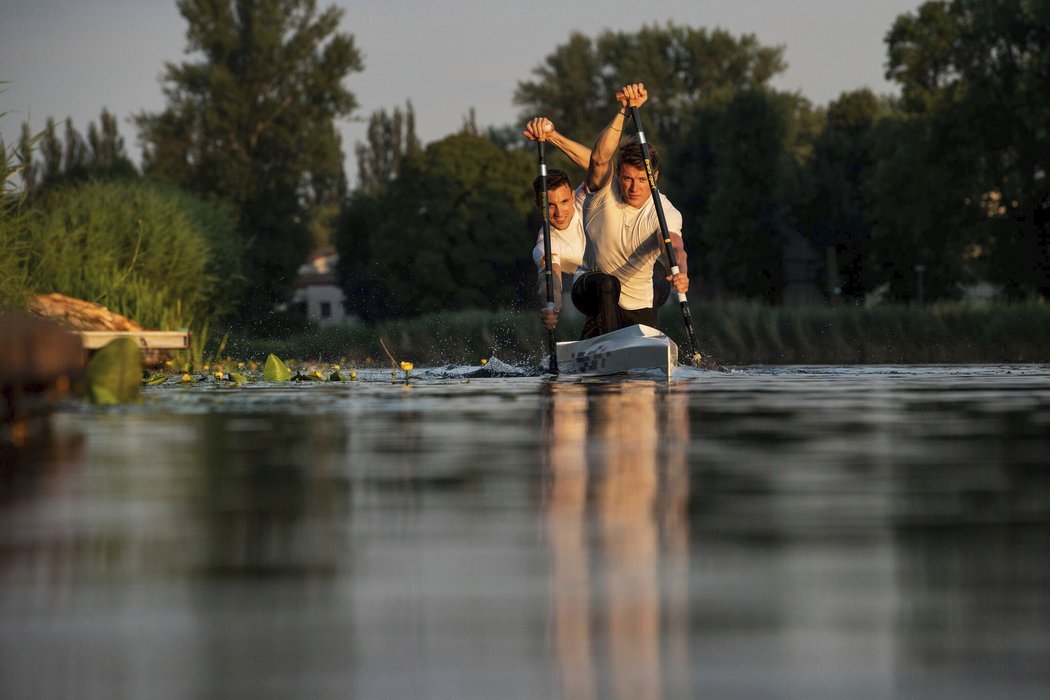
[618,163,655,209]
[546,184,575,230]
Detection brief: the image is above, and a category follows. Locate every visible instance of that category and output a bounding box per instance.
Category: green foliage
[84,338,142,404]
[25,110,138,195]
[669,90,817,302]
[880,0,1050,299]
[0,118,33,310]
[218,303,1050,366]
[338,133,535,321]
[515,23,786,149]
[800,90,885,301]
[136,0,363,311]
[18,180,243,330]
[355,101,421,194]
[666,301,1050,364]
[263,353,292,381]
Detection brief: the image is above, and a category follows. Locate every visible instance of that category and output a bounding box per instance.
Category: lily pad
[85,337,142,404]
[263,353,291,381]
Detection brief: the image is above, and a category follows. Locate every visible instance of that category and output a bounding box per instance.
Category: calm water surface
[2,365,1049,699]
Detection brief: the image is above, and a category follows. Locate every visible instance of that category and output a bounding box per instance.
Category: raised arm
[523,118,591,170]
[586,83,647,192]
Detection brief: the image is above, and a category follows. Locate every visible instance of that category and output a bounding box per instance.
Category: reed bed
[220,302,1050,367]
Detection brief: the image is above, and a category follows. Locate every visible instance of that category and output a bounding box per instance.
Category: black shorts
[571,272,658,339]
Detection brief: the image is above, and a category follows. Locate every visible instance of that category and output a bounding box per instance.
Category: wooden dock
[78,330,191,351]
[2,314,191,458]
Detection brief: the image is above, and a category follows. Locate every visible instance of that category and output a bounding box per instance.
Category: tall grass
[665,301,1050,364]
[222,302,1050,366]
[0,121,34,309]
[17,180,243,331]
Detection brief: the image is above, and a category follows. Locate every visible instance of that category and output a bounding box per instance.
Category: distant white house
[288,246,347,324]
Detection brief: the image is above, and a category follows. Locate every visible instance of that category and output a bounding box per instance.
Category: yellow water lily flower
[180,373,193,382]
[480,358,488,366]
[400,361,414,371]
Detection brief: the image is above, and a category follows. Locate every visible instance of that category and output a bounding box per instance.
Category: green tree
[698,90,808,302]
[803,90,886,301]
[135,0,363,312]
[355,101,420,194]
[21,110,137,195]
[17,123,37,202]
[39,118,62,185]
[865,107,984,301]
[881,0,1050,299]
[338,133,534,321]
[515,24,786,150]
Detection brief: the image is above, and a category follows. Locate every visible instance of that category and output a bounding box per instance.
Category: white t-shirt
[532,184,588,282]
[581,179,683,310]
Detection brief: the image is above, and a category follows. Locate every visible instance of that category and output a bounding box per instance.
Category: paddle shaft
[537,140,559,374]
[627,105,704,363]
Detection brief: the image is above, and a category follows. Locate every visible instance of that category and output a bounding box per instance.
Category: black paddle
[536,139,560,375]
[625,102,725,372]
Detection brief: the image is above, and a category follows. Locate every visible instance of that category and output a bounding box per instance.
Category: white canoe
[556,324,678,378]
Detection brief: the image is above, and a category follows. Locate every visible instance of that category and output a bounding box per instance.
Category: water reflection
[1,367,1049,698]
[193,415,348,576]
[544,382,690,699]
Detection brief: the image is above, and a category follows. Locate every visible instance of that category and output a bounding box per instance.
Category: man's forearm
[546,131,591,170]
[670,233,688,275]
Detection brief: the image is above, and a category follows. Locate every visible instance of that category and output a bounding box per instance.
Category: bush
[17,180,244,329]
[0,131,33,309]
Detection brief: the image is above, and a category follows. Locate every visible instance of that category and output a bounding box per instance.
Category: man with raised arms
[574,82,689,339]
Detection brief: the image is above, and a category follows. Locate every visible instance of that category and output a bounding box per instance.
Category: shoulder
[658,193,683,229]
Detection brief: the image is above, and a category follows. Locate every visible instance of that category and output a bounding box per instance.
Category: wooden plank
[78,330,191,350]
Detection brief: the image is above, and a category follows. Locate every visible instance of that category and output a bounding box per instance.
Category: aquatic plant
[84,337,142,404]
[263,354,292,381]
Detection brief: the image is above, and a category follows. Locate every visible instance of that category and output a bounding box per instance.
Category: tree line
[6,0,1048,332]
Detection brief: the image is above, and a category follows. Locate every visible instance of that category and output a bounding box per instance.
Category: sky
[1,0,925,184]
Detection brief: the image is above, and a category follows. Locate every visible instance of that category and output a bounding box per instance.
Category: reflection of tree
[195,415,347,576]
[543,383,690,699]
[894,453,1050,684]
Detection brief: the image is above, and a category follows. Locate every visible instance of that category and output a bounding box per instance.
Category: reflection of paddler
[595,384,661,698]
[542,383,691,699]
[544,383,595,699]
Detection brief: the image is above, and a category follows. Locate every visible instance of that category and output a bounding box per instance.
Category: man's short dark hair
[532,169,573,208]
[617,139,659,174]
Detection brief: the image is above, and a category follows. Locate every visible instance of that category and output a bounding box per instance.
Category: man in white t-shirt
[574,82,690,338]
[528,168,588,325]
[524,115,674,335]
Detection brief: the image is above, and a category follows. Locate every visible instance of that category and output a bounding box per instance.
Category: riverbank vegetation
[1,177,244,332]
[217,302,1050,367]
